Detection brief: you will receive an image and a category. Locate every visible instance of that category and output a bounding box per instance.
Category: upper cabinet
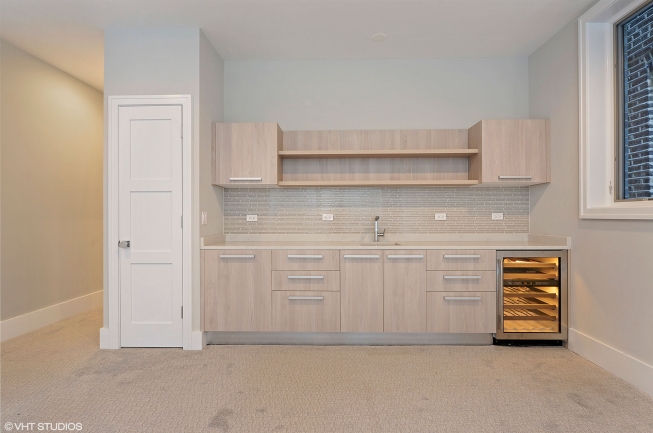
[213,122,282,187]
[468,119,550,185]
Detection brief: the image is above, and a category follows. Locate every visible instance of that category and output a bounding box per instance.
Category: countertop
[200,234,571,250]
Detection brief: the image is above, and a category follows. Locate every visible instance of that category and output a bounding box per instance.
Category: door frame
[103,95,192,349]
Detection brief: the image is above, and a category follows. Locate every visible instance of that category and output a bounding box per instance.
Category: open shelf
[278,149,479,159]
[277,180,480,187]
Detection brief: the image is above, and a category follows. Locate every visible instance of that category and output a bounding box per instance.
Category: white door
[119,105,183,347]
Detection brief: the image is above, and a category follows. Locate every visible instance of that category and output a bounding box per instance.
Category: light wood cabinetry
[427,271,497,292]
[340,251,384,333]
[213,122,282,186]
[203,250,272,332]
[383,251,427,333]
[272,249,340,270]
[273,271,340,292]
[468,119,550,185]
[427,292,496,333]
[427,250,496,271]
[272,291,340,332]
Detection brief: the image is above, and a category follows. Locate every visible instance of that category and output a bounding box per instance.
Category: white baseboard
[1,290,103,342]
[191,331,206,350]
[569,328,653,398]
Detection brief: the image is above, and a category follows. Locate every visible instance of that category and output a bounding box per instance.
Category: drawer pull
[387,255,424,259]
[498,175,533,180]
[444,296,482,301]
[288,296,324,301]
[287,275,324,280]
[343,254,380,259]
[220,254,255,259]
[229,177,262,181]
[287,254,324,259]
[443,275,482,280]
[443,254,481,259]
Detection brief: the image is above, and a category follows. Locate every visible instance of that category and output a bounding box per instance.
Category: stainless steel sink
[359,242,399,246]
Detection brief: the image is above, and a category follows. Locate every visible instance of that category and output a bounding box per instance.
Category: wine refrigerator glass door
[496,250,568,340]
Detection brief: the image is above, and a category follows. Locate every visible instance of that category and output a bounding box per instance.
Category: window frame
[579,0,653,219]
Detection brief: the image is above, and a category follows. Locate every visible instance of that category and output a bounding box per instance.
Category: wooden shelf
[278,149,479,159]
[278,180,479,187]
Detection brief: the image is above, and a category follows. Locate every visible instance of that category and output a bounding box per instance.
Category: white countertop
[200,234,570,250]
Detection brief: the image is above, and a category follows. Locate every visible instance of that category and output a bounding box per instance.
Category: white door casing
[103,96,193,350]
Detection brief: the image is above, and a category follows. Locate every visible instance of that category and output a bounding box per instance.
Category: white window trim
[579,0,653,219]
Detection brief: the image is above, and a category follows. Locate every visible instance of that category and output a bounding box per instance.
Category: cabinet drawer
[272,249,340,270]
[272,291,340,332]
[427,250,496,271]
[273,271,340,292]
[427,292,496,333]
[427,271,496,292]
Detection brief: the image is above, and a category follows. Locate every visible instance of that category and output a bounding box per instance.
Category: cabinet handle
[443,275,482,280]
[387,255,424,259]
[498,176,533,180]
[287,275,324,280]
[444,296,482,301]
[343,254,380,259]
[288,296,324,301]
[287,254,323,259]
[219,254,255,259]
[229,177,262,181]
[443,254,481,259]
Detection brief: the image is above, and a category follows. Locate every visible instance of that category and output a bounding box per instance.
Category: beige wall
[529,20,653,393]
[1,40,103,320]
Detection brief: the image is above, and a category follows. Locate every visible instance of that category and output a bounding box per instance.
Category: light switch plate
[492,213,504,220]
[322,214,334,221]
[246,215,258,222]
[435,213,447,221]
[201,212,208,225]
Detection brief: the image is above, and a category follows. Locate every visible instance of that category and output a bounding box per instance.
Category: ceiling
[0,0,598,91]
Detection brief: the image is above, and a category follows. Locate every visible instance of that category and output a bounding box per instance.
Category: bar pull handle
[443,254,481,259]
[229,177,262,181]
[444,296,482,301]
[287,275,324,280]
[287,255,323,259]
[219,254,255,259]
[443,275,482,280]
[498,176,533,180]
[343,254,380,259]
[288,296,324,301]
[387,255,424,259]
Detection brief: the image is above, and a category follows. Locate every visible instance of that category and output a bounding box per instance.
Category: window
[617,2,653,201]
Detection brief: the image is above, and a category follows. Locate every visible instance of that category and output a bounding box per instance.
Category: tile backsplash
[224,187,529,234]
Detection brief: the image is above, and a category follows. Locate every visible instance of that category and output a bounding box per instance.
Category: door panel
[119,105,183,347]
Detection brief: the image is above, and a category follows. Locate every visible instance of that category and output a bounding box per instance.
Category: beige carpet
[1,309,652,433]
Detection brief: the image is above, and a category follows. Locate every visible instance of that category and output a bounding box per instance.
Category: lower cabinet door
[384,251,427,332]
[203,250,272,332]
[427,292,496,333]
[272,291,340,332]
[340,251,384,332]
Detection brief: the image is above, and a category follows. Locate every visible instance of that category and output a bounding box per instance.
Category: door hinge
[609,181,613,195]
[181,306,183,318]
[181,215,183,228]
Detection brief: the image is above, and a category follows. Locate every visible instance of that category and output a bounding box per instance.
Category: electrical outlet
[246,215,258,222]
[201,212,208,225]
[434,213,447,221]
[492,213,504,220]
[322,214,334,221]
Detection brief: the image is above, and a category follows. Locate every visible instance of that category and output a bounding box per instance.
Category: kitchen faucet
[374,216,385,242]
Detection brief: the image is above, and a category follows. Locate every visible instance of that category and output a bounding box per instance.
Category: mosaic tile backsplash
[224,187,529,234]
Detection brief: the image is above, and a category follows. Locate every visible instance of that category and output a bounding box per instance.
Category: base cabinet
[340,251,384,332]
[203,250,272,332]
[427,292,496,333]
[383,251,427,333]
[272,291,340,332]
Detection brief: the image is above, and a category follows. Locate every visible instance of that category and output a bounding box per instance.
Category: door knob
[118,240,130,248]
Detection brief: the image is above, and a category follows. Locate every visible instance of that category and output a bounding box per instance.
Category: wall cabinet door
[383,250,427,333]
[469,119,550,185]
[203,250,271,331]
[340,251,384,333]
[213,122,281,186]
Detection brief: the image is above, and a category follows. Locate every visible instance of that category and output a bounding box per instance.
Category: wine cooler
[495,251,568,341]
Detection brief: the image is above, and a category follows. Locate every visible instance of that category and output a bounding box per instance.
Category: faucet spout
[374,216,385,242]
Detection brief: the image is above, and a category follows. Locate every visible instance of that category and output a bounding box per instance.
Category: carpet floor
[1,308,652,433]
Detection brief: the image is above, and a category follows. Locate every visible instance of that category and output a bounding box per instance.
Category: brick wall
[224,187,529,235]
[622,3,653,199]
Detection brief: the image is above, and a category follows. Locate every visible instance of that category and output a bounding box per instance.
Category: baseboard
[191,331,206,350]
[1,290,103,342]
[569,328,653,398]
